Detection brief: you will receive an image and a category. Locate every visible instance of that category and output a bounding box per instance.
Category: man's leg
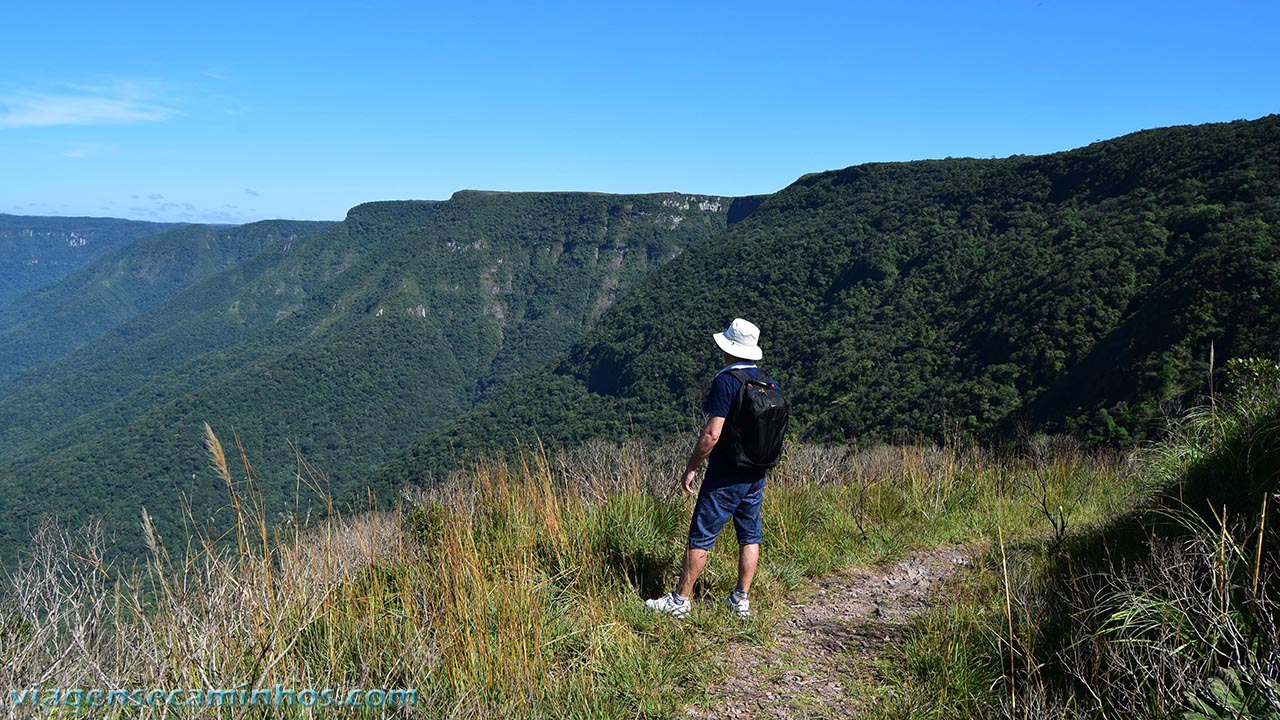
[736,543,759,594]
[676,548,709,598]
[647,484,732,615]
[678,482,738,598]
[730,477,765,597]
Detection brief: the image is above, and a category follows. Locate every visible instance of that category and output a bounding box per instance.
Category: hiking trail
[683,545,979,719]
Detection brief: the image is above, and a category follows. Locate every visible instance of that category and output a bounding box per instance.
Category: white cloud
[0,80,177,129]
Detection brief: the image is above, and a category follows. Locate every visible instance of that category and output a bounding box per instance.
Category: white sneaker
[724,591,750,617]
[645,592,690,618]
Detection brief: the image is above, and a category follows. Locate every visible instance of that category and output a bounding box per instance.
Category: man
[645,318,781,619]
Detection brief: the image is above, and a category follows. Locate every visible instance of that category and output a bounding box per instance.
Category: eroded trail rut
[683,546,978,719]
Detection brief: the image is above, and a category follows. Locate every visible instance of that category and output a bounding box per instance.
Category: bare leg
[676,548,708,598]
[736,543,759,594]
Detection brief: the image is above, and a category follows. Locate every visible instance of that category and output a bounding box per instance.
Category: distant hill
[0,214,183,308]
[381,115,1280,490]
[0,220,335,393]
[0,191,750,563]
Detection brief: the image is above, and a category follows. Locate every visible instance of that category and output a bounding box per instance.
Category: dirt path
[683,545,979,719]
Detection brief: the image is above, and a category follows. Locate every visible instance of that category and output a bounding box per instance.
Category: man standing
[645,318,785,619]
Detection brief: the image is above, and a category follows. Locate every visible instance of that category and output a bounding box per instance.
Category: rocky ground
[683,545,979,719]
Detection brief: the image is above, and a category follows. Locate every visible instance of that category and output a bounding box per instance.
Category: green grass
[853,368,1280,720]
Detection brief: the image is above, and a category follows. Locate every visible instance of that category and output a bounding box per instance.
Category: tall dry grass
[1,426,1133,718]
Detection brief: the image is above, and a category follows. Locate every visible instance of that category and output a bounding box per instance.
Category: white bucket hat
[713,318,763,361]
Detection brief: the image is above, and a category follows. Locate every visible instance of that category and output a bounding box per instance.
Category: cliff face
[0,220,335,391]
[383,115,1280,489]
[0,214,183,306]
[0,191,746,565]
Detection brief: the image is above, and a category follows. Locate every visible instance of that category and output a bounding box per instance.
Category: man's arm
[681,416,725,494]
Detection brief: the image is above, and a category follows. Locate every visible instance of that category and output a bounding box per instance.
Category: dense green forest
[0,192,743,564]
[382,115,1280,489]
[0,220,334,391]
[0,214,181,307]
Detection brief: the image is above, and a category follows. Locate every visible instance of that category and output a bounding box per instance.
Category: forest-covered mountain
[381,115,1280,490]
[0,192,747,563]
[0,220,334,392]
[0,214,182,307]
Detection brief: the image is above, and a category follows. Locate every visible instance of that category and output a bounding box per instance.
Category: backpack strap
[729,368,773,387]
[725,368,751,425]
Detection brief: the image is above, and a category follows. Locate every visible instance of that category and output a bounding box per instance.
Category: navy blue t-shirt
[703,363,774,487]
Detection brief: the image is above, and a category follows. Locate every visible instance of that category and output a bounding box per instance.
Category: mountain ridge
[0,214,184,308]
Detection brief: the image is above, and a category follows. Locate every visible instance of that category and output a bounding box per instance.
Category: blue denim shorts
[688,476,766,550]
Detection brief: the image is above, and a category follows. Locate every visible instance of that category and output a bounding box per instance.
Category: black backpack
[725,369,789,469]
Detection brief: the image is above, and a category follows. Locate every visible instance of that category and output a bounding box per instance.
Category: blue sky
[2,1,1277,223]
